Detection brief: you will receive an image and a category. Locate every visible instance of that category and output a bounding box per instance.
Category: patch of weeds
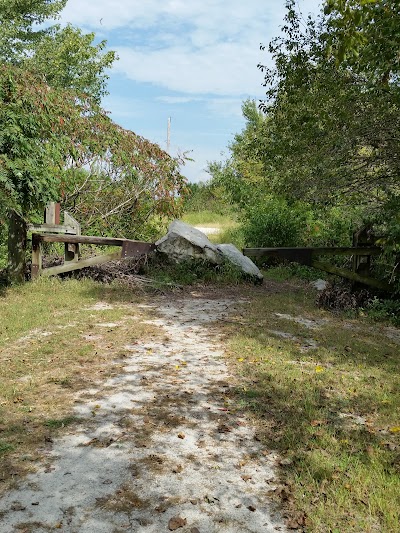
[365,297,400,326]
[48,376,73,388]
[0,440,14,455]
[181,210,237,227]
[222,288,400,532]
[263,263,324,282]
[96,483,150,512]
[209,226,244,249]
[145,257,247,286]
[44,416,78,429]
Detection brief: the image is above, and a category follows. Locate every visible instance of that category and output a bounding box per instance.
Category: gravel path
[0,296,286,532]
[193,227,221,236]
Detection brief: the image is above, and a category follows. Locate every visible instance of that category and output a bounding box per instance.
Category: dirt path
[193,227,221,236]
[0,296,286,532]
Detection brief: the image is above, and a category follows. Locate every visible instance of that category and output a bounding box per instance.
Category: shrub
[242,197,309,248]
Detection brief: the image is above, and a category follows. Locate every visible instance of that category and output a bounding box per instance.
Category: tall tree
[0,1,186,282]
[324,0,400,83]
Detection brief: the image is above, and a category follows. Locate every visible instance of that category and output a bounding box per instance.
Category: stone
[155,220,222,264]
[310,279,328,291]
[155,221,263,283]
[216,243,263,282]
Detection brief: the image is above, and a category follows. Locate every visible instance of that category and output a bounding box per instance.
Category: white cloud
[60,0,322,180]
[62,1,322,97]
[113,43,264,96]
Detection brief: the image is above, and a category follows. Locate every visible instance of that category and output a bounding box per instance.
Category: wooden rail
[32,233,155,279]
[243,246,392,291]
[243,247,382,259]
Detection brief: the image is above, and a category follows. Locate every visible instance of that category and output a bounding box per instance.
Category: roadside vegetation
[222,283,400,532]
[1,1,399,531]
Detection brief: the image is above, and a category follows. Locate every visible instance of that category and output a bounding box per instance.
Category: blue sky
[60,0,321,183]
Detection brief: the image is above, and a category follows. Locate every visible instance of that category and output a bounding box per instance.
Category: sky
[60,0,322,183]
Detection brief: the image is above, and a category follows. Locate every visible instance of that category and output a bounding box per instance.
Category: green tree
[0,1,187,282]
[25,24,116,103]
[324,0,400,83]
[0,0,67,62]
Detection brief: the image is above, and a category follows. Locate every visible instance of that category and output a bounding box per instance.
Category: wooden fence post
[31,233,42,280]
[63,212,81,263]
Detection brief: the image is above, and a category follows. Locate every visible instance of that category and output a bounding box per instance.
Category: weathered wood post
[352,226,374,277]
[8,210,27,284]
[31,233,42,280]
[63,212,81,264]
[45,202,61,225]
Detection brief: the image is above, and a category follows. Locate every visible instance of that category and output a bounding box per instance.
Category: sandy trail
[0,296,286,532]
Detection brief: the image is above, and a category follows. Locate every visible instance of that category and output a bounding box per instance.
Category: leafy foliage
[0,64,187,235]
[0,0,188,273]
[324,0,400,83]
[0,0,67,62]
[208,0,399,289]
[25,23,116,102]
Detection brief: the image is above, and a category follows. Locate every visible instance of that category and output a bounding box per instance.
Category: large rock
[156,220,263,283]
[155,220,222,264]
[216,243,263,283]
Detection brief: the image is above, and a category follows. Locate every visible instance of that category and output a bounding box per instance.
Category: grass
[263,264,326,282]
[221,283,400,532]
[181,210,244,248]
[0,277,160,492]
[0,269,398,530]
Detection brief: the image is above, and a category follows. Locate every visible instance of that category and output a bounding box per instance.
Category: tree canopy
[207,0,399,285]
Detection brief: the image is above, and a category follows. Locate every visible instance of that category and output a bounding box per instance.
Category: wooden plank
[35,234,126,246]
[28,224,79,235]
[64,212,81,235]
[311,260,392,292]
[243,247,382,258]
[64,242,79,263]
[45,202,57,224]
[41,251,122,277]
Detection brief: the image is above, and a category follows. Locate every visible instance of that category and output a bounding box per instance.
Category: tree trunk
[8,210,27,284]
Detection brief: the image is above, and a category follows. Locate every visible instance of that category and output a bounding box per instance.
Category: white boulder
[216,243,263,282]
[155,220,222,264]
[156,220,263,282]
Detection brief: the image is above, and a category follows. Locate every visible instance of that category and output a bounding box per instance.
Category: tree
[0,1,187,282]
[324,0,400,83]
[25,24,116,103]
[255,1,400,208]
[0,0,67,62]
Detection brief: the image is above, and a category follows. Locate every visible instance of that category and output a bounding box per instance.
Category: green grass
[181,210,244,248]
[44,416,79,429]
[222,286,400,532]
[263,264,326,282]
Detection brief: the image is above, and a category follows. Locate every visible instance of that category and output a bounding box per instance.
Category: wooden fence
[243,246,391,291]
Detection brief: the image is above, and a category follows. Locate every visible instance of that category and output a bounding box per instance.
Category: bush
[366,297,400,326]
[309,206,362,247]
[242,197,309,247]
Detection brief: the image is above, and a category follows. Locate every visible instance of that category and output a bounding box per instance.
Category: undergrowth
[143,256,248,286]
